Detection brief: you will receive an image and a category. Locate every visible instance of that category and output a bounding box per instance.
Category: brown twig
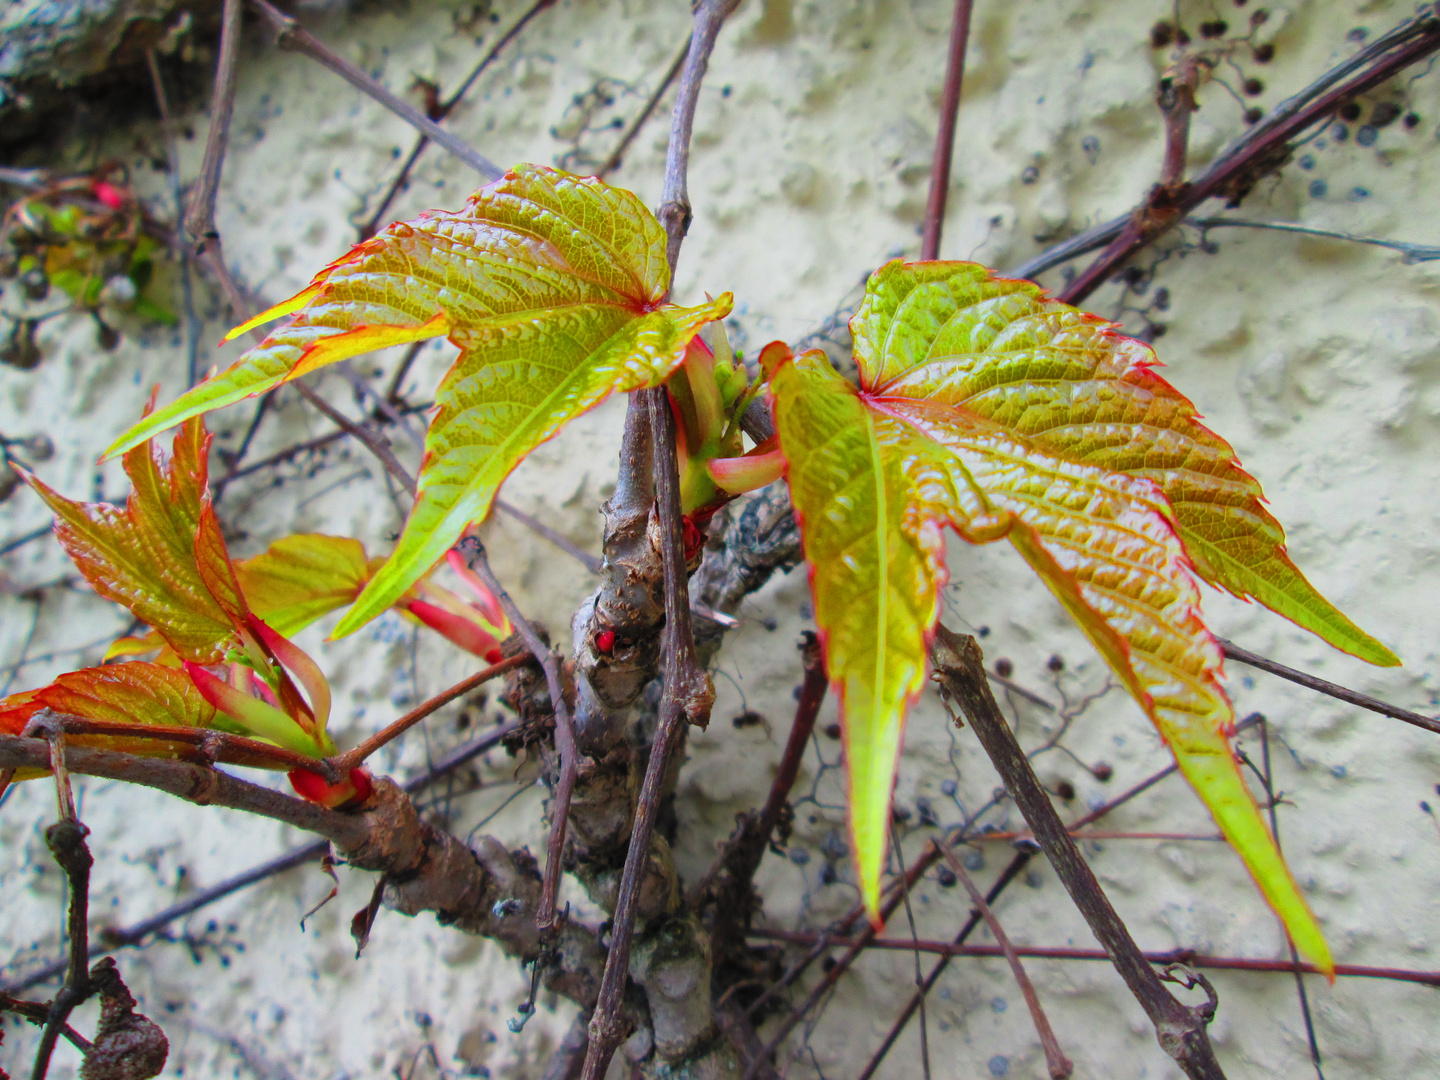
[935,840,1073,1079]
[1157,56,1201,189]
[247,0,503,181]
[853,845,1036,1080]
[0,737,375,849]
[919,0,975,261]
[3,721,522,995]
[458,538,579,933]
[1220,639,1439,736]
[186,0,243,250]
[361,0,555,238]
[30,813,94,1080]
[747,930,1440,988]
[580,388,716,1079]
[1247,718,1326,1077]
[0,995,90,1052]
[930,625,1227,1080]
[654,0,742,274]
[1058,10,1440,305]
[596,39,690,180]
[144,49,202,388]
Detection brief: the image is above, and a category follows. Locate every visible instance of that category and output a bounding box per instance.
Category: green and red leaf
[0,663,219,779]
[771,259,1397,973]
[234,533,374,636]
[99,165,730,637]
[24,417,246,663]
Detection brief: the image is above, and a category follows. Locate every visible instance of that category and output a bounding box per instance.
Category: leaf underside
[102,164,730,637]
[774,259,1396,972]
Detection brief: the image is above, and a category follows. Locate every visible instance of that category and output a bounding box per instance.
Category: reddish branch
[748,930,1440,988]
[935,840,1073,1079]
[1058,8,1440,305]
[919,0,975,260]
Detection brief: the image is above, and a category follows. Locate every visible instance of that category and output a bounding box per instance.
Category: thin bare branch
[935,839,1073,1079]
[748,929,1440,988]
[931,625,1227,1080]
[3,721,522,996]
[694,632,826,949]
[0,737,375,849]
[330,654,530,773]
[362,0,556,238]
[458,538,579,932]
[30,811,94,1079]
[597,39,690,180]
[1058,9,1440,305]
[292,381,417,495]
[919,0,975,260]
[247,0,504,181]
[186,0,243,248]
[746,855,937,1079]
[656,0,742,274]
[495,499,603,574]
[1220,639,1439,736]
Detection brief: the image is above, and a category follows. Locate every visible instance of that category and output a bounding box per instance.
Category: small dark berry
[824,723,842,740]
[1150,21,1175,48]
[936,866,958,888]
[822,955,838,973]
[1200,19,1228,38]
[1339,102,1362,122]
[96,321,120,351]
[995,657,1014,678]
[1332,123,1349,141]
[1092,761,1114,782]
[891,805,911,824]
[1253,43,1275,62]
[1249,8,1268,27]
[1055,780,1076,801]
[1148,323,1168,339]
[1404,112,1421,129]
[1176,28,1191,45]
[1243,78,1264,96]
[1046,654,1065,673]
[1356,125,1378,147]
[1244,107,1264,124]
[1153,287,1171,311]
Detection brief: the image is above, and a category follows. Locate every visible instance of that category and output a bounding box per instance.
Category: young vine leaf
[102,165,732,637]
[770,260,1398,973]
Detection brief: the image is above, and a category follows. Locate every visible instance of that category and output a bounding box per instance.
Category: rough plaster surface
[2,0,1439,1077]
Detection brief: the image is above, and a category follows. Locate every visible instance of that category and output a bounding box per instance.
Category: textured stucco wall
[3,1,1439,1076]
